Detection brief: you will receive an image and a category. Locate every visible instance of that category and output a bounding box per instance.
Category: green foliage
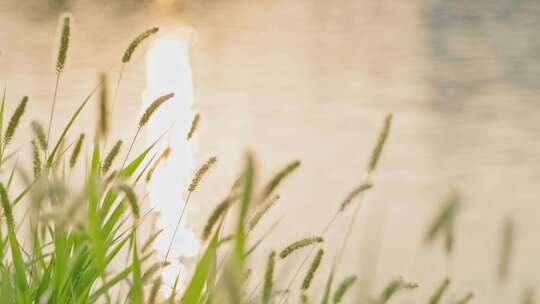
[2,11,519,304]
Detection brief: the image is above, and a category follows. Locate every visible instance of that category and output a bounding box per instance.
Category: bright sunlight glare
[142,35,199,293]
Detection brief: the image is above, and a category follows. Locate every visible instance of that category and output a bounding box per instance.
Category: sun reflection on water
[142,34,199,293]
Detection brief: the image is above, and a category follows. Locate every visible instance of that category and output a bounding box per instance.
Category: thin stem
[334,175,371,268]
[103,64,126,154]
[46,72,61,159]
[111,64,125,118]
[121,127,140,171]
[160,192,193,276]
[273,174,372,304]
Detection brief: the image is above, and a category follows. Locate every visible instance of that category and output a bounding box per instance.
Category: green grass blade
[181,227,219,304]
[428,278,450,304]
[131,231,143,304]
[321,266,335,304]
[0,183,30,302]
[88,143,105,275]
[234,153,254,262]
[0,87,5,160]
[46,83,100,167]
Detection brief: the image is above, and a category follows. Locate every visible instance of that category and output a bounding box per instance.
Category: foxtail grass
[31,139,41,178]
[277,114,392,303]
[332,275,357,303]
[31,120,47,150]
[498,218,514,282]
[262,251,276,304]
[139,92,174,128]
[97,72,109,139]
[145,146,171,182]
[4,96,28,147]
[69,133,85,168]
[108,27,159,149]
[122,27,159,64]
[56,16,70,73]
[378,277,418,303]
[368,114,392,173]
[0,14,527,304]
[187,113,200,140]
[102,140,122,173]
[301,249,323,290]
[425,190,460,255]
[147,278,162,304]
[121,92,174,170]
[249,194,279,231]
[0,183,30,302]
[188,156,217,193]
[203,195,237,240]
[259,160,300,201]
[335,114,393,277]
[340,183,372,212]
[320,267,335,304]
[279,237,323,259]
[115,183,139,218]
[47,15,71,153]
[457,292,474,304]
[428,278,450,304]
[161,156,218,277]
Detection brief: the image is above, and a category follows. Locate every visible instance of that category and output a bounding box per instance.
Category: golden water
[1,0,540,302]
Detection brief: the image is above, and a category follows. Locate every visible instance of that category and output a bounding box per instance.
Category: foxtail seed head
[301,249,324,290]
[56,15,71,73]
[187,113,200,140]
[69,133,85,169]
[279,237,323,259]
[368,114,392,172]
[139,92,174,128]
[122,27,159,63]
[4,96,28,146]
[188,156,217,193]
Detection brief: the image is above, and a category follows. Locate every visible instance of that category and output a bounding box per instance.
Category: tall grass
[0,13,527,304]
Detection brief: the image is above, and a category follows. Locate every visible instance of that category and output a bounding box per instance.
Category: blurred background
[1,0,540,302]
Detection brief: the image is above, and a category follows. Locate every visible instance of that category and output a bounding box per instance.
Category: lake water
[1,0,540,302]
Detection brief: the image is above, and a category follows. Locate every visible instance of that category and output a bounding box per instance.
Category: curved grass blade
[47,82,101,167]
[181,226,219,304]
